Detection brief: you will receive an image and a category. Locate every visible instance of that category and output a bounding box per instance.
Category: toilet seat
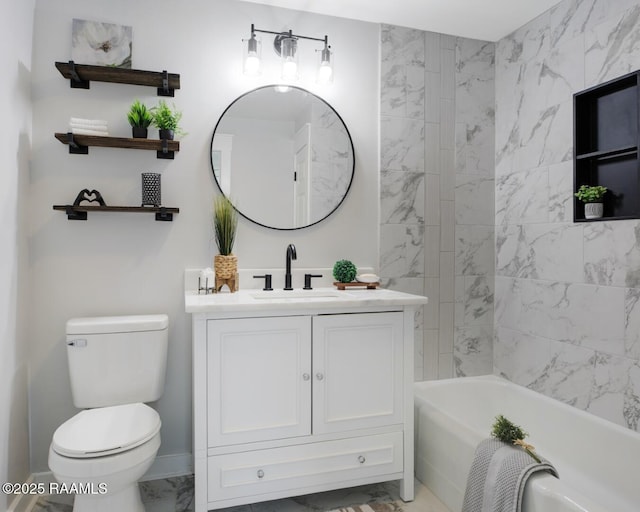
[52,403,161,458]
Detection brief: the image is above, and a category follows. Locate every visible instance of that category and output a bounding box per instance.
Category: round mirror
[211,85,355,230]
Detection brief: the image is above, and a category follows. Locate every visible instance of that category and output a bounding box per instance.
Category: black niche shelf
[574,70,640,222]
[55,61,180,96]
[55,132,179,159]
[53,205,179,222]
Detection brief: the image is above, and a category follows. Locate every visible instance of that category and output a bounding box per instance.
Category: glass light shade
[316,46,333,85]
[243,35,261,76]
[280,36,298,80]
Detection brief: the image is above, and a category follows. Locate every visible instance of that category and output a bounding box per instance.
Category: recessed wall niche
[574,70,640,221]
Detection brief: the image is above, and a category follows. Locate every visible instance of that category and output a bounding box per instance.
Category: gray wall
[29,0,379,473]
[0,0,34,506]
[379,26,495,381]
[494,0,640,431]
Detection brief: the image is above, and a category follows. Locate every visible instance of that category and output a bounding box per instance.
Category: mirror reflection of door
[211,85,354,230]
[294,123,311,228]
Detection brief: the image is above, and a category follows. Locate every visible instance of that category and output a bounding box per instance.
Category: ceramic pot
[584,202,603,219]
[158,129,174,140]
[132,127,148,138]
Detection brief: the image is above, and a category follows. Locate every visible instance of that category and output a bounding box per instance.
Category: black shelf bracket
[158,70,174,97]
[67,61,90,89]
[157,138,174,159]
[66,132,89,154]
[155,207,174,221]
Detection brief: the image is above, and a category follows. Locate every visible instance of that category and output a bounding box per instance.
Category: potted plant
[575,184,607,219]
[151,99,183,140]
[213,195,238,291]
[127,99,153,138]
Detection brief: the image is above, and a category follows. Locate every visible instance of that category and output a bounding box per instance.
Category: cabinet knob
[316,372,324,381]
[358,455,366,464]
[257,469,265,479]
[302,373,310,381]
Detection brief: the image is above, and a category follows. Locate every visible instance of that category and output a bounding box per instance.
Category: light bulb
[282,58,298,80]
[244,51,260,75]
[317,61,333,84]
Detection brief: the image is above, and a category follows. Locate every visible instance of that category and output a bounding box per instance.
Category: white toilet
[48,314,169,512]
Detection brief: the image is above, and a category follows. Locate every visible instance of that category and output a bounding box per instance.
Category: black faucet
[284,244,297,290]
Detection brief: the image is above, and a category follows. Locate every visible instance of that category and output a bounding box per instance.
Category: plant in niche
[127,99,152,137]
[574,184,607,203]
[151,99,183,139]
[332,259,357,283]
[213,195,238,256]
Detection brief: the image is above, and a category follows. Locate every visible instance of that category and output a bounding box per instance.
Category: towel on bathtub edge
[461,438,558,512]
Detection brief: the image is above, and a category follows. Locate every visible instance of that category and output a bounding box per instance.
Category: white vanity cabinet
[188,286,427,512]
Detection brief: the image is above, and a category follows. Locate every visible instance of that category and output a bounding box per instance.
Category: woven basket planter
[214,254,237,279]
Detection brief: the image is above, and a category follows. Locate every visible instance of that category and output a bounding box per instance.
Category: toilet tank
[66,314,169,408]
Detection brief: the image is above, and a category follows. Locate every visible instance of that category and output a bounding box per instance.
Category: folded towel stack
[69,117,109,136]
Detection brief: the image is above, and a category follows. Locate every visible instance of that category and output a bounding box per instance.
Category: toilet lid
[52,403,161,458]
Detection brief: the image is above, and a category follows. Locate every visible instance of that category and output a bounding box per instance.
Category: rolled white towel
[70,123,109,132]
[69,117,109,126]
[70,127,109,136]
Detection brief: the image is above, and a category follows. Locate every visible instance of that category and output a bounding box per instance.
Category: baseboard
[31,452,193,487]
[7,475,41,512]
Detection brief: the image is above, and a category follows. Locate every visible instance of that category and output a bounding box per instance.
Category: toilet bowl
[49,314,169,512]
[49,402,161,512]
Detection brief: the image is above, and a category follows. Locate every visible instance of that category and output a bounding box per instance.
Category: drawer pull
[257,469,265,479]
[302,373,310,381]
[316,372,324,381]
[358,455,366,464]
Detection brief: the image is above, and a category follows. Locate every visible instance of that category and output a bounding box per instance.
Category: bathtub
[414,375,640,512]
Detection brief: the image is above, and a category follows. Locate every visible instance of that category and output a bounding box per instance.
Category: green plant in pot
[575,184,607,219]
[213,195,239,291]
[333,259,357,283]
[151,99,183,140]
[127,99,153,138]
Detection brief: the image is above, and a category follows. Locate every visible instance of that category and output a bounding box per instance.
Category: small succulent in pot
[127,99,153,138]
[333,259,357,283]
[151,99,183,140]
[574,184,607,203]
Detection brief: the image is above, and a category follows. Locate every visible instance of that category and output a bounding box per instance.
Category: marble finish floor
[32,476,450,512]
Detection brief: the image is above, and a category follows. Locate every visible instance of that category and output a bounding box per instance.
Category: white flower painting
[71,19,132,68]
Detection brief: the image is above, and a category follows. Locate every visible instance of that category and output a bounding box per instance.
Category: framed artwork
[71,19,132,68]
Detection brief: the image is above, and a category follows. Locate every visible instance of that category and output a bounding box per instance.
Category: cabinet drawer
[207,432,403,502]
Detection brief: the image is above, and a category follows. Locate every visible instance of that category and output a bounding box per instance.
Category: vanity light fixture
[243,24,333,84]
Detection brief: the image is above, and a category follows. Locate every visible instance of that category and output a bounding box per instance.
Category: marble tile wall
[380,25,495,381]
[494,0,640,432]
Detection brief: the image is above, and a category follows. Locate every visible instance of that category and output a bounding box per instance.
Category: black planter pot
[159,129,175,140]
[132,127,148,138]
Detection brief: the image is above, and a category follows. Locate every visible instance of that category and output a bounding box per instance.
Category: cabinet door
[312,312,403,434]
[207,316,311,446]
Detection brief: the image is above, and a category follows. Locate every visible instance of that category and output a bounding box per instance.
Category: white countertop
[185,286,428,314]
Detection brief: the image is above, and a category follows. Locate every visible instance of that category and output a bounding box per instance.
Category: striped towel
[327,504,399,512]
[462,438,558,512]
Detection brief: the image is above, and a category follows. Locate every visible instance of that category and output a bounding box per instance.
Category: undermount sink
[250,289,343,300]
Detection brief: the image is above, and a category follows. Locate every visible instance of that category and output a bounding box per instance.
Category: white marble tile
[625,288,640,360]
[454,325,493,377]
[440,149,455,201]
[438,352,453,379]
[380,223,425,278]
[455,225,495,276]
[439,99,455,150]
[380,61,406,117]
[381,116,425,172]
[440,200,455,252]
[440,48,455,99]
[424,277,440,328]
[380,170,425,224]
[456,174,495,225]
[381,24,425,67]
[424,31,441,72]
[423,328,440,381]
[460,275,494,326]
[425,173,440,225]
[584,220,640,288]
[415,328,425,381]
[496,166,550,225]
[585,4,640,87]
[425,123,440,174]
[495,223,584,282]
[424,226,440,277]
[439,301,454,353]
[407,65,426,119]
[439,251,455,302]
[494,326,554,388]
[425,72,441,123]
[548,160,574,223]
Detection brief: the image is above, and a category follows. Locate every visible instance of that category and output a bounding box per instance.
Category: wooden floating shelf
[55,61,180,96]
[333,281,380,290]
[54,132,179,159]
[53,205,179,221]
